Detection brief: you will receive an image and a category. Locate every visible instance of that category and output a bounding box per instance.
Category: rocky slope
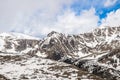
[40,26,120,80]
[0,32,42,57]
[0,26,120,80]
[40,27,120,60]
[0,55,103,80]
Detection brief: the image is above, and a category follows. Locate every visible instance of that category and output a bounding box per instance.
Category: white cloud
[14,8,99,36]
[0,0,73,33]
[101,9,120,27]
[0,0,99,36]
[53,8,99,34]
[104,0,117,7]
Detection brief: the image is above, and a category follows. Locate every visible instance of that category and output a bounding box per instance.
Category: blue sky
[71,0,120,18]
[0,0,120,37]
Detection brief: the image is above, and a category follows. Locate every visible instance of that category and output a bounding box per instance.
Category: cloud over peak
[54,8,99,34]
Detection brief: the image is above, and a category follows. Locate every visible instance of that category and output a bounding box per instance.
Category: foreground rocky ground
[0,54,103,80]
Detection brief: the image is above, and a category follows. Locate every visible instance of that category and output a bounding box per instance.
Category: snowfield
[0,55,102,80]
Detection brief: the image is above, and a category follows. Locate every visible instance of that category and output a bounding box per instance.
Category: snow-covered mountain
[0,26,120,80]
[0,32,41,56]
[40,26,120,60]
[40,26,120,80]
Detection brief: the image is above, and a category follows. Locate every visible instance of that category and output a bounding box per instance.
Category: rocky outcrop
[0,74,10,80]
[74,59,120,80]
[39,27,120,80]
[40,31,79,60]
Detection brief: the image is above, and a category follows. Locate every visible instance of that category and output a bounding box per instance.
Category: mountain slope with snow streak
[0,32,41,55]
[40,26,120,80]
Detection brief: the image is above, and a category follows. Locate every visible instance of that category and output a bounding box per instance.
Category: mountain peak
[47,31,60,37]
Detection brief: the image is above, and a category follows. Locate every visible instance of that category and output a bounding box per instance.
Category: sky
[0,0,120,37]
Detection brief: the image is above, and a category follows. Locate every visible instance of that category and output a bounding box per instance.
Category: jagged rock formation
[40,26,120,80]
[40,27,120,59]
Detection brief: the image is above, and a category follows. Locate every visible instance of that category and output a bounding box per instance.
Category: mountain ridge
[0,26,120,80]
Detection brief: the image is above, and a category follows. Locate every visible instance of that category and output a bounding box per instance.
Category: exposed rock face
[75,59,120,80]
[40,31,79,60]
[40,27,120,59]
[39,26,120,80]
[0,74,10,80]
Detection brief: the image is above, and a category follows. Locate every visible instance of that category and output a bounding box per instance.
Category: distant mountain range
[0,26,120,80]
